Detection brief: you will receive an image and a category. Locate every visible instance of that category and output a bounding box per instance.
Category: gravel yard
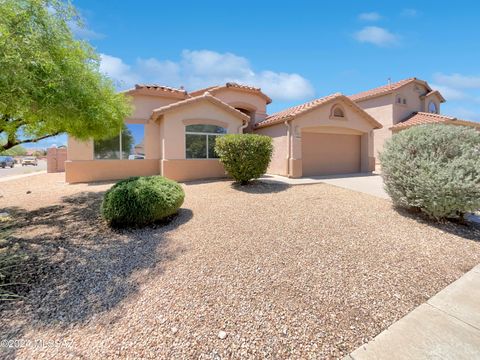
[1,173,479,359]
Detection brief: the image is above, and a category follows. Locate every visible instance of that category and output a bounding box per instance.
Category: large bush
[380,124,480,220]
[101,176,185,227]
[215,134,273,184]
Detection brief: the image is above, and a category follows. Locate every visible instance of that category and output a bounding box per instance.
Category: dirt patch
[0,173,479,359]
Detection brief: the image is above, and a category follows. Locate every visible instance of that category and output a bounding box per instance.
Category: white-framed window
[428,101,438,114]
[185,124,227,159]
[94,124,145,160]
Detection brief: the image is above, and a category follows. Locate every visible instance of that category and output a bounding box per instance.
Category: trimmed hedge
[101,176,185,227]
[215,134,273,184]
[380,124,480,220]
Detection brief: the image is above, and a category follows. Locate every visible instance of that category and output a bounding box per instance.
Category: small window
[428,101,438,114]
[402,98,407,105]
[396,95,402,104]
[185,124,227,159]
[333,107,345,117]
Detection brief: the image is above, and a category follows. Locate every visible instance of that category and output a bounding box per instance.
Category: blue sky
[34,0,480,147]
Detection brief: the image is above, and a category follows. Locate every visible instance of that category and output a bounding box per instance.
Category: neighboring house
[66,82,381,183]
[349,77,480,159]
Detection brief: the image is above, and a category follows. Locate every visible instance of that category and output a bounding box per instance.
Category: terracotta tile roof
[123,84,189,99]
[189,86,218,97]
[255,93,382,129]
[190,82,272,104]
[151,92,249,123]
[135,84,187,94]
[420,90,446,102]
[391,112,480,130]
[349,77,432,102]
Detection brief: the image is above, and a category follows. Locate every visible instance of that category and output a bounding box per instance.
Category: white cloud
[401,8,418,17]
[358,12,381,21]
[353,26,399,46]
[429,83,468,101]
[99,50,314,102]
[99,54,139,86]
[433,73,480,89]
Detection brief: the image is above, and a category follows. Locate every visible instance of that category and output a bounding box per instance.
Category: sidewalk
[0,170,47,183]
[346,264,480,359]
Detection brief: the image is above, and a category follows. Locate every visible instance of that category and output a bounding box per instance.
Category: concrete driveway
[262,173,389,200]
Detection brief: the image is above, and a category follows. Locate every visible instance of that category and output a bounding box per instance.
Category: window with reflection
[428,101,438,114]
[94,124,145,160]
[185,124,227,159]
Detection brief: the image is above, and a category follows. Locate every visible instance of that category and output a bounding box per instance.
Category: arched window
[185,124,227,159]
[330,105,345,119]
[333,107,345,117]
[428,101,438,114]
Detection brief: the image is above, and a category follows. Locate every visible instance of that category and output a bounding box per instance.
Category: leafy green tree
[0,0,131,152]
[0,144,27,156]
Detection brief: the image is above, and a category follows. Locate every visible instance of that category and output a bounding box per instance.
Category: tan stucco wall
[159,100,244,159]
[128,94,178,120]
[161,159,226,182]
[67,137,94,160]
[65,159,160,183]
[356,95,394,158]
[392,82,428,124]
[255,123,288,176]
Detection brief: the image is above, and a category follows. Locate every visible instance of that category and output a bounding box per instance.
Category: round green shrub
[380,124,480,220]
[101,176,185,227]
[215,134,273,185]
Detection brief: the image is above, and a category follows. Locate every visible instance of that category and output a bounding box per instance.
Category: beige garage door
[302,132,361,176]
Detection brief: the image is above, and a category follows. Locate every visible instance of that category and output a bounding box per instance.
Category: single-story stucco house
[65,78,479,183]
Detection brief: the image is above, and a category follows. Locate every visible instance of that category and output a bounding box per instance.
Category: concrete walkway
[261,173,389,199]
[0,170,47,183]
[346,264,480,359]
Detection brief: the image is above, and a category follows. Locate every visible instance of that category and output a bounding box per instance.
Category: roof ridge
[349,77,421,102]
[135,84,187,93]
[189,82,272,104]
[266,92,343,117]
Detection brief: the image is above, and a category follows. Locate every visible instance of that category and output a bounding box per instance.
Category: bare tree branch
[2,132,61,151]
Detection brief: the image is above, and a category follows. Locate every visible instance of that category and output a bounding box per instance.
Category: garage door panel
[302,132,361,176]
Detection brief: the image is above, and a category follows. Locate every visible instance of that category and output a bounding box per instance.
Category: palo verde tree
[0,0,131,152]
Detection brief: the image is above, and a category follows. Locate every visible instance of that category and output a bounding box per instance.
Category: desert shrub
[215,134,273,185]
[380,124,480,220]
[101,176,185,227]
